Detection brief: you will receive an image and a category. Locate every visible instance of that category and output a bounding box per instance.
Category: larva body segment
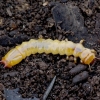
[1,39,95,68]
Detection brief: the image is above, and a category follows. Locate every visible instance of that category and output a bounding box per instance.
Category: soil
[0,0,100,100]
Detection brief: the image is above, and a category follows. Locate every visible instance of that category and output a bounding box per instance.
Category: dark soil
[0,0,100,100]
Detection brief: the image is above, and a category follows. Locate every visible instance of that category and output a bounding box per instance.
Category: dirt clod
[69,64,87,75]
[72,71,89,84]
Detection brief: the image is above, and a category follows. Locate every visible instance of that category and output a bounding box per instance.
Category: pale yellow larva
[0,38,95,68]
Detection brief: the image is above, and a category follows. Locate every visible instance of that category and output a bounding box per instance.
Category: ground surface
[0,0,100,100]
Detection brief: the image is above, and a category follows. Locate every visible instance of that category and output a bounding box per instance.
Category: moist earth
[0,0,100,100]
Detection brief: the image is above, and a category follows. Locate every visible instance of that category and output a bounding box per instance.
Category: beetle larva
[0,38,96,68]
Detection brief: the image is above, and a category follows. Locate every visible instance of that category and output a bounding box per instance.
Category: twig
[43,76,56,100]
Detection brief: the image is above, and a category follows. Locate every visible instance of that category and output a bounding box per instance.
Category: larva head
[0,48,23,68]
[80,49,95,65]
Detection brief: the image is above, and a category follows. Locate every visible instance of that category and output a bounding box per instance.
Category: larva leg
[91,49,96,54]
[38,35,43,39]
[88,65,92,72]
[65,38,68,42]
[80,40,85,44]
[80,60,83,63]
[74,57,77,63]
[66,56,69,60]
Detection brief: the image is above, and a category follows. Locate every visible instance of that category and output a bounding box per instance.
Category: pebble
[69,64,87,75]
[72,71,89,84]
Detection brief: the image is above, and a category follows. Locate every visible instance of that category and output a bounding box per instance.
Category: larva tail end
[0,60,7,68]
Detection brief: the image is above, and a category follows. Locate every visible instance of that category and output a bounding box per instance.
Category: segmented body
[1,38,95,68]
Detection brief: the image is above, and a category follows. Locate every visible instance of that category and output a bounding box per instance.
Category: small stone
[38,61,48,70]
[6,8,12,16]
[0,17,3,26]
[60,0,68,3]
[10,20,17,30]
[3,71,19,78]
[69,64,87,75]
[43,1,48,6]
[91,76,100,85]
[69,97,75,100]
[82,82,93,93]
[9,30,18,37]
[0,83,4,91]
[97,92,100,97]
[72,71,89,84]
